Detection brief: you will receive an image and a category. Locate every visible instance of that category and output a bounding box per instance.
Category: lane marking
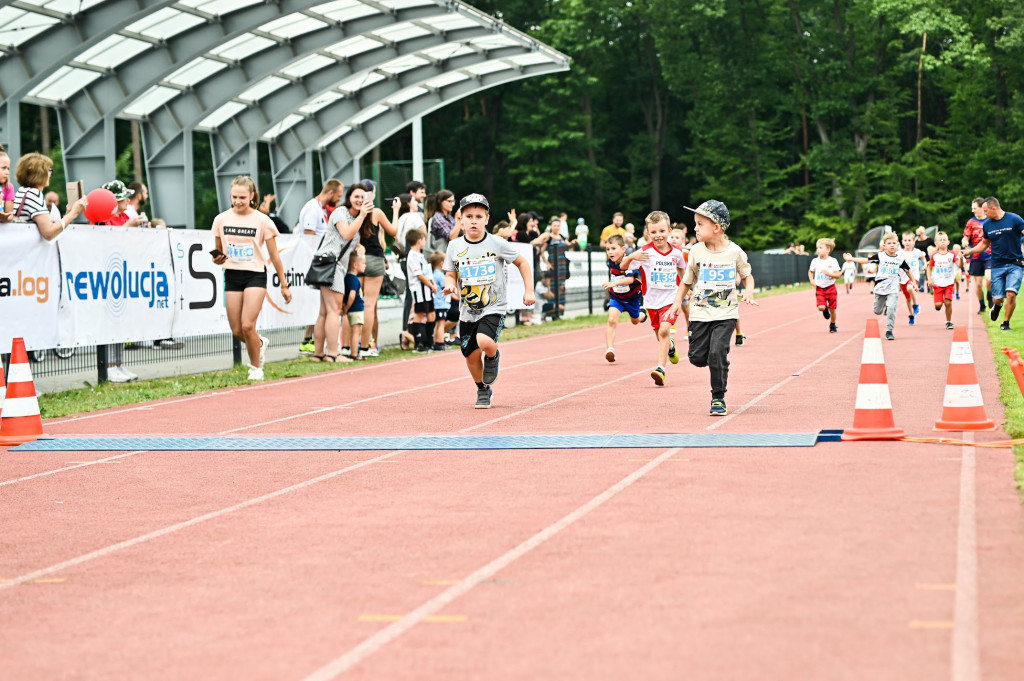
[629,458,689,462]
[358,614,467,623]
[299,447,682,681]
[1,451,148,488]
[0,578,67,584]
[0,450,409,593]
[65,461,121,465]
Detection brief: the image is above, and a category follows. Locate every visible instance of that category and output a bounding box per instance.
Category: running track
[2,287,1022,680]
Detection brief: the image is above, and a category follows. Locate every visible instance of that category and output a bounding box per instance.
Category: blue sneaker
[709,399,727,416]
[908,315,915,325]
[913,304,919,314]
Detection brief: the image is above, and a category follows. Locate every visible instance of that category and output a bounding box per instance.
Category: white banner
[167,230,228,337]
[257,233,321,330]
[58,225,176,346]
[504,242,535,311]
[0,223,61,352]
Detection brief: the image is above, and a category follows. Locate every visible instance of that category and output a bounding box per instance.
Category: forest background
[17,0,1024,250]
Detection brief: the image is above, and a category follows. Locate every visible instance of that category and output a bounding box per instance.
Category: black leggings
[687,319,737,400]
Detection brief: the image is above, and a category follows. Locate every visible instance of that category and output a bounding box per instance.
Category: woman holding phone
[353,179,399,357]
[211,175,292,381]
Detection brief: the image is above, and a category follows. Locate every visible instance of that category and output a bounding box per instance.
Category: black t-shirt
[914,237,934,256]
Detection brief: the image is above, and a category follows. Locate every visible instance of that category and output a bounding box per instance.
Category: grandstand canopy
[0,0,569,227]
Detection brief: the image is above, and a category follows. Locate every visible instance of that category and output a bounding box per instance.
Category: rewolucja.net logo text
[65,258,171,309]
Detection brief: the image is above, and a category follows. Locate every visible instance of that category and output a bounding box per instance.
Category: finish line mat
[10,432,830,452]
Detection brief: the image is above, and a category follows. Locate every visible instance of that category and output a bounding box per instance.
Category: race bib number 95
[698,263,736,290]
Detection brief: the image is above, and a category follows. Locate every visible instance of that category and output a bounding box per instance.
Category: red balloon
[84,188,118,224]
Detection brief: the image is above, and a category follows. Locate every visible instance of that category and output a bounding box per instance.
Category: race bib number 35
[460,256,497,286]
[698,263,737,290]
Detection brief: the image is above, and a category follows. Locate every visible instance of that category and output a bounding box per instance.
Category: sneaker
[829,323,837,333]
[363,347,380,357]
[431,343,447,352]
[908,315,915,325]
[341,346,351,355]
[638,310,648,324]
[107,366,132,383]
[913,304,920,314]
[258,334,268,368]
[475,384,492,409]
[886,331,895,340]
[822,307,831,320]
[121,367,139,382]
[991,303,1002,322]
[605,347,616,363]
[979,302,986,315]
[248,366,264,381]
[413,345,428,354]
[735,334,745,346]
[668,338,679,364]
[1000,321,1011,331]
[299,339,315,355]
[955,292,960,300]
[482,349,501,384]
[651,366,666,386]
[709,399,727,416]
[946,321,955,330]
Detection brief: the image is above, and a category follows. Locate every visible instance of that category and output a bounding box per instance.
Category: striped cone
[842,319,905,441]
[934,326,996,431]
[0,338,46,446]
[0,354,5,418]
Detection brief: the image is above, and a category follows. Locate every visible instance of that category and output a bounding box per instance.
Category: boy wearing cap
[669,200,755,416]
[443,193,535,408]
[97,180,144,227]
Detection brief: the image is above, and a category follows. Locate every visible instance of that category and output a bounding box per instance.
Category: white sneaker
[363,347,380,357]
[258,334,268,368]
[122,366,139,382]
[107,366,131,383]
[247,366,264,381]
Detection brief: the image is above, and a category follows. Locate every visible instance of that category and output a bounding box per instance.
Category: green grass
[979,310,1024,500]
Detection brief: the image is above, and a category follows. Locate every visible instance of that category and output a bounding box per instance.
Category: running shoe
[431,343,447,352]
[605,347,616,363]
[822,307,830,320]
[413,345,428,354]
[299,339,315,355]
[1000,321,1011,331]
[908,315,915,325]
[979,302,986,315]
[735,334,745,346]
[991,303,1002,322]
[363,347,380,357]
[248,366,264,381]
[482,350,501,384]
[258,334,268,368]
[709,399,727,416]
[668,338,679,364]
[913,304,920,314]
[638,310,648,324]
[886,331,895,340]
[475,384,492,409]
[651,366,666,386]
[122,366,139,382]
[829,323,837,333]
[946,321,955,330]
[955,292,960,300]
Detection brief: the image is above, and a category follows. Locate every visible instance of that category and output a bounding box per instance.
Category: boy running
[602,234,647,362]
[808,238,842,333]
[668,224,691,337]
[669,200,755,416]
[841,259,857,293]
[927,231,960,330]
[899,232,926,325]
[442,194,535,408]
[620,211,688,385]
[844,232,916,340]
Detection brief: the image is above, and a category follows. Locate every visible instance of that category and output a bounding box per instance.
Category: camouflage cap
[102,180,134,201]
[684,199,730,230]
[459,193,490,211]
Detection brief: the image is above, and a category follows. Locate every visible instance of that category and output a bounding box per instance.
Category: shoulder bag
[305,235,354,288]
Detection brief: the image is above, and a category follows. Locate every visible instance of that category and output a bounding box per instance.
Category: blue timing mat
[10,432,826,451]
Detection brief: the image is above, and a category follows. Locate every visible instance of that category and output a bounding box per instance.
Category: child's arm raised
[843,252,869,264]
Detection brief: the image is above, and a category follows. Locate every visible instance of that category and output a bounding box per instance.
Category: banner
[257,233,321,330]
[0,223,61,352]
[504,242,535,311]
[57,225,176,346]
[167,230,228,337]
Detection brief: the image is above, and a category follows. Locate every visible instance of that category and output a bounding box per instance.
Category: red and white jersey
[930,250,959,287]
[636,242,687,310]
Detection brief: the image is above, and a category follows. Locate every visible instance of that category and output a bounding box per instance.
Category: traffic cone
[934,326,996,431]
[842,319,905,441]
[0,355,6,418]
[0,338,46,446]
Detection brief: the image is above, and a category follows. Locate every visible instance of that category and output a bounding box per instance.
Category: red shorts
[900,281,914,299]
[647,304,678,329]
[815,284,837,309]
[933,284,954,304]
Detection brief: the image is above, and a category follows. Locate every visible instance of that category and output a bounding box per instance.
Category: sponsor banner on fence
[58,225,176,346]
[504,242,534,311]
[0,223,61,352]
[257,233,320,330]
[167,229,228,338]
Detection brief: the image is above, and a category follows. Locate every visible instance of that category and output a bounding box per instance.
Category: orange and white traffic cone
[0,354,5,418]
[0,338,46,446]
[842,319,905,441]
[935,326,996,431]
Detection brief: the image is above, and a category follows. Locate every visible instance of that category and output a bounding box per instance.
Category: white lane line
[43,324,606,427]
[0,451,149,488]
[0,450,409,593]
[299,447,684,681]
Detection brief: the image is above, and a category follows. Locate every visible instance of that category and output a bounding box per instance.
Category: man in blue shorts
[602,233,647,362]
[965,196,1024,330]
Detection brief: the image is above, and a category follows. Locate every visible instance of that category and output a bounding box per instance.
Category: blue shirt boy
[344,273,364,312]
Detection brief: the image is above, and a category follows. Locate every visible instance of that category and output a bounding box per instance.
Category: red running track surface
[1,287,1022,680]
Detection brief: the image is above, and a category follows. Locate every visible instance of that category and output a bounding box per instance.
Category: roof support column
[212,136,259,213]
[0,103,19,162]
[57,112,116,196]
[412,117,424,184]
[141,128,195,229]
[269,142,317,229]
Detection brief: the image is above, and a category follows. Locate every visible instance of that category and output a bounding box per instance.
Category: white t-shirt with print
[808,256,840,288]
[930,251,959,287]
[635,243,687,310]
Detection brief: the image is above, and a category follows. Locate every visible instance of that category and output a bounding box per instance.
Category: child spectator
[601,233,647,362]
[844,232,915,340]
[951,244,964,300]
[620,211,687,385]
[442,193,535,408]
[900,232,927,325]
[928,232,960,330]
[430,251,449,351]
[0,146,14,221]
[668,223,691,337]
[575,217,589,250]
[841,258,857,294]
[535,270,565,320]
[808,237,842,333]
[343,253,366,359]
[670,200,756,416]
[405,228,437,353]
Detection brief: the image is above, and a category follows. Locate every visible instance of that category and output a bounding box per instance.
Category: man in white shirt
[124,182,149,225]
[297,179,343,237]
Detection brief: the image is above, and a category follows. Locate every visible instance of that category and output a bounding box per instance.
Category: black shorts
[446,306,460,323]
[224,269,267,292]
[459,313,504,357]
[968,259,990,277]
[413,300,435,314]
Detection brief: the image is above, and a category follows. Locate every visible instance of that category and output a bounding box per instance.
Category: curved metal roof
[0,0,569,227]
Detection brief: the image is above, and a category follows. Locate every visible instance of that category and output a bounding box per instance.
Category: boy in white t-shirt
[844,232,916,340]
[808,238,842,333]
[899,232,927,325]
[927,231,961,329]
[405,228,437,352]
[620,211,688,386]
[841,259,857,293]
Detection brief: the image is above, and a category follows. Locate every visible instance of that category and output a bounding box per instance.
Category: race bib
[878,264,900,278]
[460,256,497,286]
[612,282,631,294]
[226,242,255,264]
[935,264,954,279]
[648,264,678,290]
[815,271,833,286]
[698,263,736,291]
